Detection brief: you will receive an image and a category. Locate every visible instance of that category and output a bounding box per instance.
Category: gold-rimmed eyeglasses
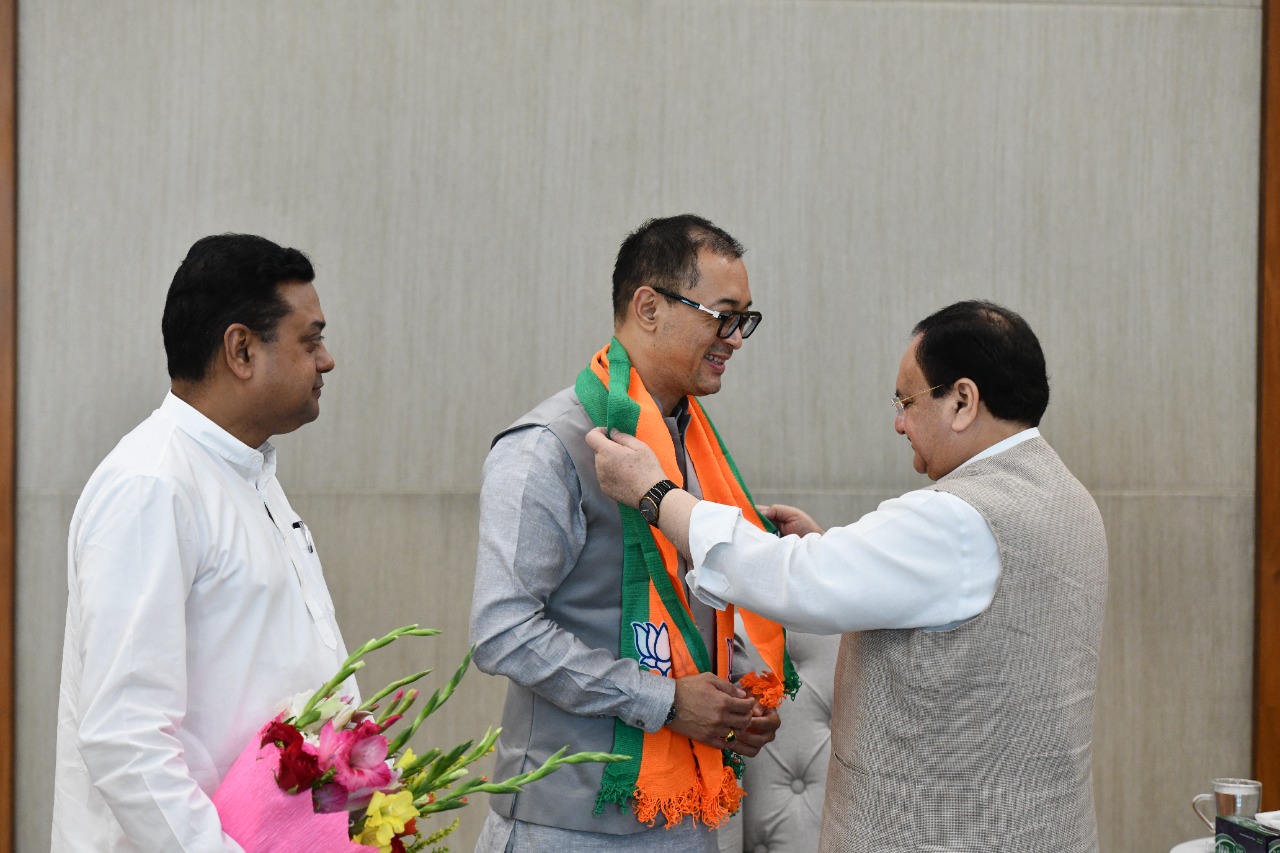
[891,383,944,419]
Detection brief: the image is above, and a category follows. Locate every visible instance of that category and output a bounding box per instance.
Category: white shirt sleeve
[686,489,1001,635]
[71,473,243,852]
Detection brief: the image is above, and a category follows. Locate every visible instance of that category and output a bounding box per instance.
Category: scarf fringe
[739,670,786,708]
[739,668,802,708]
[785,668,802,701]
[632,765,745,829]
[594,778,636,817]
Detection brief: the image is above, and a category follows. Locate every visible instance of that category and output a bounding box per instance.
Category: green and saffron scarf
[576,338,800,827]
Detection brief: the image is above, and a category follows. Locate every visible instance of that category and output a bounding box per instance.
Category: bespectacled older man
[588,299,1108,853]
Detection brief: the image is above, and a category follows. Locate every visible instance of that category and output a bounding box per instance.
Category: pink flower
[312,719,394,812]
[311,779,352,813]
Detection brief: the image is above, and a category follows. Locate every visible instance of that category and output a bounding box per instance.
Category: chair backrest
[718,627,841,852]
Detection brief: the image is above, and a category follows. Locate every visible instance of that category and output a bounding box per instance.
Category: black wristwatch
[638,479,678,527]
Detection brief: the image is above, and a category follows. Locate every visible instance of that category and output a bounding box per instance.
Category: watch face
[639,496,659,524]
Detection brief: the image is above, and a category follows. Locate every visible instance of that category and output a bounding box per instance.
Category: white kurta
[52,393,352,852]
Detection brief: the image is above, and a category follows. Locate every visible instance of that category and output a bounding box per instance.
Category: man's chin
[278,406,321,435]
[695,376,724,397]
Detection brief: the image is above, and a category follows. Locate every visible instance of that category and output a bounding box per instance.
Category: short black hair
[162,233,315,382]
[611,215,744,321]
[912,300,1050,427]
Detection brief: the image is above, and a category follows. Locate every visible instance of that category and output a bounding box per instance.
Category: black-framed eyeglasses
[651,287,762,339]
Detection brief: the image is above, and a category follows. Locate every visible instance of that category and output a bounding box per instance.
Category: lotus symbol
[632,621,672,677]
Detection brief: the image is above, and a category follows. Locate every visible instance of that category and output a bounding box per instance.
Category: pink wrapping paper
[212,726,379,853]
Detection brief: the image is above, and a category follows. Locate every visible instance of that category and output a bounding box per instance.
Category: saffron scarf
[575,338,800,827]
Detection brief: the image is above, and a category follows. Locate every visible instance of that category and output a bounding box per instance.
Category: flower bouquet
[212,625,625,853]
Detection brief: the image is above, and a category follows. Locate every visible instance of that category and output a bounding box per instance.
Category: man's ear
[951,378,980,432]
[223,324,255,380]
[631,285,662,333]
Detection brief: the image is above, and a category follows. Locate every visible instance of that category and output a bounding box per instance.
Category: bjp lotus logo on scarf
[632,621,672,677]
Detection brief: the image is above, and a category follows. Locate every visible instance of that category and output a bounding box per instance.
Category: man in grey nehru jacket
[587,300,1108,853]
[470,215,792,853]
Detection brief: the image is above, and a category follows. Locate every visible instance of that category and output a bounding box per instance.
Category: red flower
[389,819,417,853]
[275,740,322,793]
[261,720,303,750]
[259,719,324,793]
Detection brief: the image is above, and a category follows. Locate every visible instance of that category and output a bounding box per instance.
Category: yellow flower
[353,790,418,852]
[394,747,416,771]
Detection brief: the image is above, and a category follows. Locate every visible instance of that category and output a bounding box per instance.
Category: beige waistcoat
[821,436,1108,853]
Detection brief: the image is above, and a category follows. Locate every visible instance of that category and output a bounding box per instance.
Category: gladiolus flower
[312,780,351,813]
[306,695,358,733]
[275,690,314,720]
[353,790,418,852]
[311,719,394,811]
[333,719,393,792]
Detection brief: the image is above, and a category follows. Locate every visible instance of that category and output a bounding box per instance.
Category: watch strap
[639,479,678,527]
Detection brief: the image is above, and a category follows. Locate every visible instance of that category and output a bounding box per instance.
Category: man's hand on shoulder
[667,672,756,750]
[585,428,666,507]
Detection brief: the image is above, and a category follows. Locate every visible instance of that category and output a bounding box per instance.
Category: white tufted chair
[719,629,840,853]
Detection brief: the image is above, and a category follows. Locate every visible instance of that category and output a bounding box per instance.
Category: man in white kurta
[52,234,353,852]
[586,300,1107,852]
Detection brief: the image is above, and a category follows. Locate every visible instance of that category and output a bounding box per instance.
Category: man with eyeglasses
[470,215,793,853]
[586,300,1108,853]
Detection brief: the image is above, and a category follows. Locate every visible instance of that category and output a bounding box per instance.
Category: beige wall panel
[15,493,78,853]
[18,1,1260,495]
[17,1,1261,851]
[704,3,1260,497]
[1093,494,1255,850]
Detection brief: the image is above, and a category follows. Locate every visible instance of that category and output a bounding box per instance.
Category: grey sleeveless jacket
[821,436,1108,853]
[484,387,716,835]
[483,388,647,833]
